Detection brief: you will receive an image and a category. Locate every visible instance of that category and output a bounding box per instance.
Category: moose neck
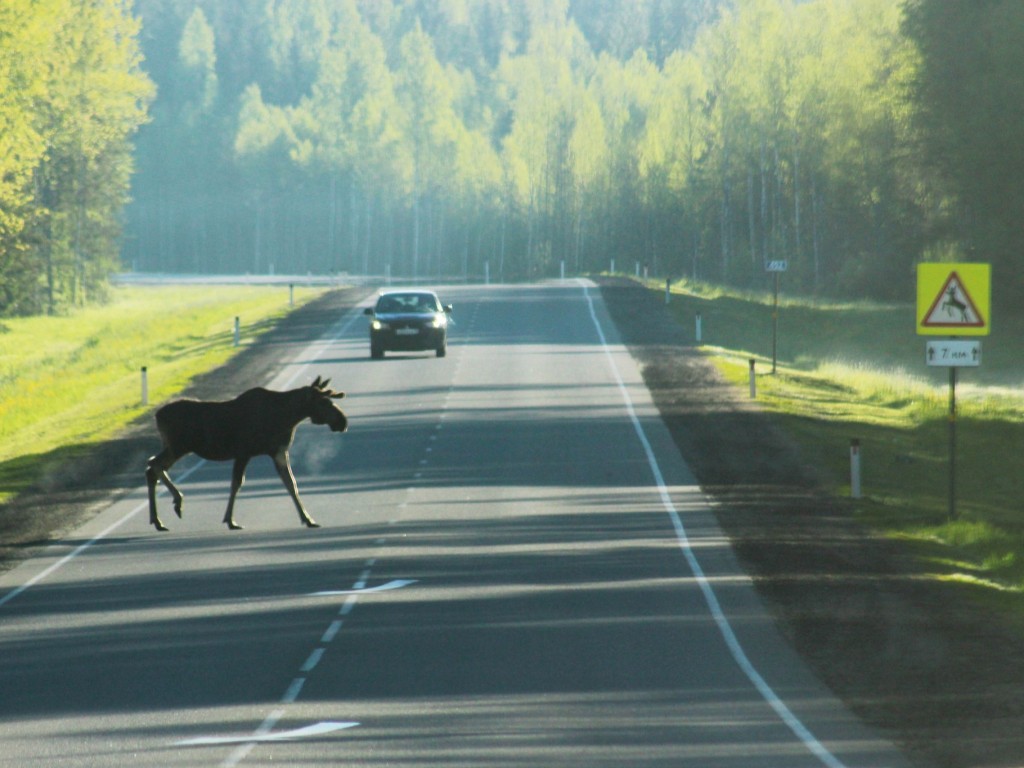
[254,387,316,433]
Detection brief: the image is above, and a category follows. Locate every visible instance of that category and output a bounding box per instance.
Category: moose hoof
[227,522,244,531]
[154,522,169,532]
[304,519,320,529]
[173,501,183,519]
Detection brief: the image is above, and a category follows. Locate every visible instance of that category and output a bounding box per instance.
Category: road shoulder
[596,276,1024,768]
[0,287,366,572]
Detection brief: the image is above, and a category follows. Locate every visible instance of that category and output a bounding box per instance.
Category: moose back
[145,376,347,531]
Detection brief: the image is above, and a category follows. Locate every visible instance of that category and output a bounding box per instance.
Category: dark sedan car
[363,289,452,359]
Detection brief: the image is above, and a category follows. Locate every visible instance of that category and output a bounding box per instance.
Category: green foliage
[904,0,1024,296]
[0,284,323,503]
[0,0,153,316]
[6,1,1017,308]
[178,7,218,120]
[0,1,57,313]
[656,277,1024,594]
[124,0,951,298]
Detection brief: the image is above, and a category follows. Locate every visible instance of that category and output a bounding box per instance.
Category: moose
[942,285,969,322]
[145,376,347,531]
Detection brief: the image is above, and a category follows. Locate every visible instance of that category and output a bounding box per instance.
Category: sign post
[948,367,957,522]
[766,260,787,373]
[916,263,990,520]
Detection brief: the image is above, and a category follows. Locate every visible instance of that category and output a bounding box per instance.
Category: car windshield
[376,293,439,313]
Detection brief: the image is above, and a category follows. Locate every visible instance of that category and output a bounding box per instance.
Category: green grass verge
[649,276,1024,598]
[0,284,326,504]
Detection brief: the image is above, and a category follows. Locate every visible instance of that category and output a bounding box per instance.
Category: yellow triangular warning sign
[921,271,985,328]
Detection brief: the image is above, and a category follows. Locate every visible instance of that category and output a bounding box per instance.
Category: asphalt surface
[0,281,909,767]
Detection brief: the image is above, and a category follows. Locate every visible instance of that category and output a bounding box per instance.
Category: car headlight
[428,315,446,328]
[371,320,389,331]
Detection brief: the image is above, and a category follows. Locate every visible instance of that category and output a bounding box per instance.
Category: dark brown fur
[145,376,347,531]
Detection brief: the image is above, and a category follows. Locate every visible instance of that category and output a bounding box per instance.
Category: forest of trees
[0,0,151,314]
[2,0,1024,314]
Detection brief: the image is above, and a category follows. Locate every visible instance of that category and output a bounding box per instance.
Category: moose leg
[272,448,319,528]
[146,449,183,532]
[223,457,249,530]
[145,460,166,532]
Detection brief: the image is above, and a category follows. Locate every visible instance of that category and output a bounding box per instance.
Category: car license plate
[396,328,419,336]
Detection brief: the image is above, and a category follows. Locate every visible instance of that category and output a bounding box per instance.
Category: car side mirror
[363,307,374,316]
[443,304,453,313]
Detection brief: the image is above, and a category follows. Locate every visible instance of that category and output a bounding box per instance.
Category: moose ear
[312,375,330,389]
[331,391,345,400]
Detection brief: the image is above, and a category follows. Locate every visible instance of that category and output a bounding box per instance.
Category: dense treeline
[125,0,724,282]
[903,0,1024,298]
[4,0,1024,312]
[140,0,920,292]
[0,0,152,315]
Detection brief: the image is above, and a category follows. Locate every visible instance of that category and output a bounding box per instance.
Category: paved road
[0,282,908,767]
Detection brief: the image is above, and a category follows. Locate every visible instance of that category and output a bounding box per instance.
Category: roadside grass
[0,284,325,504]
[648,277,1024,600]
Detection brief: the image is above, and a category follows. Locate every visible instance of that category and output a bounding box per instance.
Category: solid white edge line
[0,299,372,611]
[580,281,848,768]
[0,458,204,610]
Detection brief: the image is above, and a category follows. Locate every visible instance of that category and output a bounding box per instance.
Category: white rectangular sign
[926,340,981,367]
[765,260,788,272]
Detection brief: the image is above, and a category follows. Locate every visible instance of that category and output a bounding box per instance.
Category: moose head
[308,375,348,433]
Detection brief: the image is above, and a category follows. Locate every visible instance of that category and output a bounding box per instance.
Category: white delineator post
[850,438,862,499]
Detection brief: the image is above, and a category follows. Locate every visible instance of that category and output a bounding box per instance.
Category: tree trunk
[747,166,757,268]
[760,140,768,265]
[811,174,822,291]
[793,137,802,270]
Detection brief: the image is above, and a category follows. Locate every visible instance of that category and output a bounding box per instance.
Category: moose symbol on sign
[941,285,969,323]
